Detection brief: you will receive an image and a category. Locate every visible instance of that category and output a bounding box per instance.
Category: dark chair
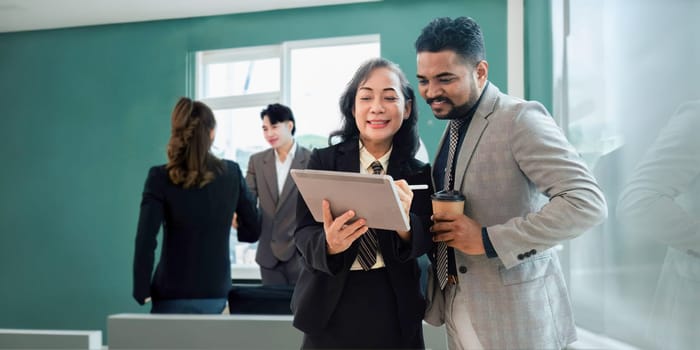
[228,284,294,315]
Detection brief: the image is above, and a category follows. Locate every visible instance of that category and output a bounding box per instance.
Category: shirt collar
[274,140,296,162]
[359,140,391,174]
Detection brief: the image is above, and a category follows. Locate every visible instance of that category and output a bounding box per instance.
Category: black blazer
[133,160,260,304]
[291,140,434,336]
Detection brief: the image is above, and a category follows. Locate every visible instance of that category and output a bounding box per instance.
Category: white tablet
[290,169,410,232]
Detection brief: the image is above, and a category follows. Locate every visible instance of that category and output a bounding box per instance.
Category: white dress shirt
[274,141,297,195]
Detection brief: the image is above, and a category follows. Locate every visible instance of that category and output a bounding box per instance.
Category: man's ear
[475,60,489,88]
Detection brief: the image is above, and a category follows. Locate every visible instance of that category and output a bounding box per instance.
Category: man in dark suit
[246,103,311,285]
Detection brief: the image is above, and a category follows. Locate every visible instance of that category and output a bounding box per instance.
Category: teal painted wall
[524,0,553,111]
[0,0,548,341]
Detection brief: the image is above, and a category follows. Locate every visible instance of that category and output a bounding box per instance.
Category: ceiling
[0,0,379,33]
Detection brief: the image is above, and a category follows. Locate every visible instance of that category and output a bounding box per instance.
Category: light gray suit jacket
[246,144,311,269]
[427,83,607,349]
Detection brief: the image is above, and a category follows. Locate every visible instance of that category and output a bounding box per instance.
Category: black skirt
[301,267,424,349]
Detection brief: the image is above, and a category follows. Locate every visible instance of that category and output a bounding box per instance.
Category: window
[195,35,380,280]
[553,0,700,348]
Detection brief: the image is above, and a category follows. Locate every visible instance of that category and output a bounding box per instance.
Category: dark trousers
[301,268,424,349]
[260,255,301,285]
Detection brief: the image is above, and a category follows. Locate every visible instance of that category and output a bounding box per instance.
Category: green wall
[0,0,549,341]
[524,0,553,111]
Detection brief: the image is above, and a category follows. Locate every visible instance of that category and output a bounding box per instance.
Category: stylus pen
[408,184,429,190]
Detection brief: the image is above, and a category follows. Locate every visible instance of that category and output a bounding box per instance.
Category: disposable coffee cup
[431,190,465,217]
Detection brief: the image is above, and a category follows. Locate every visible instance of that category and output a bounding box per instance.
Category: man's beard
[429,89,479,120]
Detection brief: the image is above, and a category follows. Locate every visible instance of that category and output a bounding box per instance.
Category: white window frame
[280,34,380,103]
[193,34,381,281]
[195,44,283,110]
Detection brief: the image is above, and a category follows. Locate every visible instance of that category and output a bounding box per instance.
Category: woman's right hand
[322,199,368,255]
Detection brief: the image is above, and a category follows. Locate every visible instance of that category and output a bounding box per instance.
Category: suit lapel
[386,155,403,180]
[336,141,360,173]
[276,146,309,212]
[454,83,498,190]
[262,149,279,204]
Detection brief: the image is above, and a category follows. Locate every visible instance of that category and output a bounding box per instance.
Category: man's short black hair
[260,103,296,135]
[415,16,486,66]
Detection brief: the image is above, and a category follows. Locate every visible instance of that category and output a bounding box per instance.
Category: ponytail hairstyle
[166,97,224,189]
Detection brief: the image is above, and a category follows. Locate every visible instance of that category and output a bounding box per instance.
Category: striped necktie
[437,118,466,289]
[356,161,383,270]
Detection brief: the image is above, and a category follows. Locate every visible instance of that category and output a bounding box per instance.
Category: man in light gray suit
[246,103,311,285]
[416,17,607,349]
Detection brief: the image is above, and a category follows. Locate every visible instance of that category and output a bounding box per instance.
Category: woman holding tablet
[291,58,434,349]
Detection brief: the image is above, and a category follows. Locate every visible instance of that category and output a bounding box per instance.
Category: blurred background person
[617,100,700,349]
[557,2,700,347]
[246,103,311,285]
[133,97,260,314]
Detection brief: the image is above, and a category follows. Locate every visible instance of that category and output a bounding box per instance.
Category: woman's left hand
[393,180,413,241]
[394,180,413,217]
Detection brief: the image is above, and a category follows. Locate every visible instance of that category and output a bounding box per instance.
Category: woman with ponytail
[133,97,260,314]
